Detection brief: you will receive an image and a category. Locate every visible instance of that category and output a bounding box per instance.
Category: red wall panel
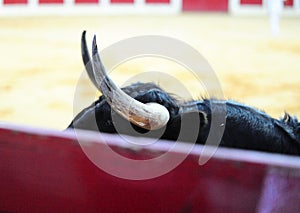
[146,0,170,3]
[183,0,228,12]
[110,0,134,3]
[240,0,262,5]
[240,0,293,7]
[39,0,63,4]
[3,0,27,4]
[284,0,293,6]
[75,0,98,4]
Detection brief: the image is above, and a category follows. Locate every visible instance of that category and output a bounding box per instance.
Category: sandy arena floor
[0,14,300,130]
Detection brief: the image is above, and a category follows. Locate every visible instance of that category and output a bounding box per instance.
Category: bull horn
[81,31,98,89]
[81,31,170,130]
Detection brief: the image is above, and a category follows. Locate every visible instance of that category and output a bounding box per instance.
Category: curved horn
[81,31,170,130]
[81,31,98,89]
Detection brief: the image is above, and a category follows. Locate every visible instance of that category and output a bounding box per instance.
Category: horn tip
[82,30,87,41]
[92,35,98,55]
[145,103,170,130]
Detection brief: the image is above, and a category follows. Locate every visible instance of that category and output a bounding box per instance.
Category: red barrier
[0,123,300,212]
[110,0,134,3]
[3,0,27,4]
[182,0,228,12]
[284,0,294,6]
[146,0,170,3]
[74,0,98,4]
[240,0,294,6]
[240,0,262,5]
[39,0,64,4]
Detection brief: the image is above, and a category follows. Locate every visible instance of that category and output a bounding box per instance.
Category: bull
[68,31,300,156]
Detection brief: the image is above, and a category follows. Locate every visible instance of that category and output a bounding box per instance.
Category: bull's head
[70,31,300,156]
[80,31,170,131]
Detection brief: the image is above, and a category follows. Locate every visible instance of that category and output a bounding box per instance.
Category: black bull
[68,32,300,156]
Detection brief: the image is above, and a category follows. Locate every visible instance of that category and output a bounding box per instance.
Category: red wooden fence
[1,123,300,212]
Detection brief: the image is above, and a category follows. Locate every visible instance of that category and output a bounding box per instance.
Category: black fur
[68,82,300,156]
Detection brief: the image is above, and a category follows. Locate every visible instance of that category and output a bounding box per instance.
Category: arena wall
[230,0,300,16]
[0,0,299,16]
